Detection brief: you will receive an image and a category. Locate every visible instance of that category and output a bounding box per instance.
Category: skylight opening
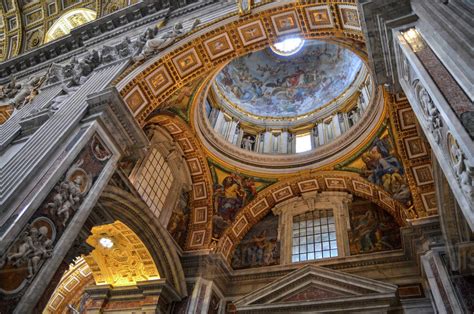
[295,133,312,153]
[99,237,114,248]
[271,37,305,56]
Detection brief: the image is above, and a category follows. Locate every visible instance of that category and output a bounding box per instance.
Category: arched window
[44,8,97,43]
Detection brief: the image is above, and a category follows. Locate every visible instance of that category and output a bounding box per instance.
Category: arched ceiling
[118,1,368,124]
[112,1,438,252]
[0,0,140,61]
[84,220,160,287]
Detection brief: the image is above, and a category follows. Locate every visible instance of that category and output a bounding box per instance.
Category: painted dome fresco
[215,40,363,118]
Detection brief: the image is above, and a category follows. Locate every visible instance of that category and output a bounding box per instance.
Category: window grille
[292,209,338,262]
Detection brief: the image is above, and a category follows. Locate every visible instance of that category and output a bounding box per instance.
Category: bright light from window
[295,133,312,153]
[271,37,305,56]
[292,209,338,263]
[99,237,113,248]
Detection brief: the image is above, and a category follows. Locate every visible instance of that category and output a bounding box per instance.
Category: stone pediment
[234,264,398,313]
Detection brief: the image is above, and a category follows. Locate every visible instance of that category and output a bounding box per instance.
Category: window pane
[292,209,339,262]
[295,133,312,153]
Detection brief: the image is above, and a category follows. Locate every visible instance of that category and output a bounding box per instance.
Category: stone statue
[134,19,200,62]
[0,75,46,110]
[242,136,255,151]
[50,84,80,110]
[0,77,21,100]
[7,225,53,279]
[100,45,117,64]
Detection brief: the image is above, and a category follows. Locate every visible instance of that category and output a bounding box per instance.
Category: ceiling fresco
[215,40,363,119]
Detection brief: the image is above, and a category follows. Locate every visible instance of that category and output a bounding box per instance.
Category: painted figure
[361,138,411,204]
[215,40,363,118]
[232,213,279,269]
[349,204,401,255]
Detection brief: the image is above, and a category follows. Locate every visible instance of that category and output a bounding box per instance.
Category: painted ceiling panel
[215,40,363,119]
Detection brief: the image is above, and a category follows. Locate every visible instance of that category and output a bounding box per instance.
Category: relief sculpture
[448,133,474,204]
[0,133,110,310]
[47,160,91,226]
[414,81,443,144]
[0,217,56,295]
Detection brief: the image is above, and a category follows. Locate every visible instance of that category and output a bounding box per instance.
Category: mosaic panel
[231,212,279,269]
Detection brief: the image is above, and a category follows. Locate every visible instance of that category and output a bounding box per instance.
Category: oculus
[99,237,113,248]
[270,37,305,56]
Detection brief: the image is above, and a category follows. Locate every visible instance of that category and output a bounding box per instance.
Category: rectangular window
[295,132,312,153]
[292,209,338,262]
[133,148,174,218]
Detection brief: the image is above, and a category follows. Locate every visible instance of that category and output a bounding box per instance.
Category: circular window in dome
[214,40,363,119]
[270,37,305,56]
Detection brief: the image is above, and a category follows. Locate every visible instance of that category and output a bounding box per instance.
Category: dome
[214,39,363,119]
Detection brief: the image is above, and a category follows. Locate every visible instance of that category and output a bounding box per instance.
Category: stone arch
[145,114,215,250]
[216,171,409,262]
[97,185,187,297]
[44,258,94,313]
[117,1,368,124]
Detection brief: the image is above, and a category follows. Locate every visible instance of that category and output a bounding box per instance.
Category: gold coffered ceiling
[0,0,140,61]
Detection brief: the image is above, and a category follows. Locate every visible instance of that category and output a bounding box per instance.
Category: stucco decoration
[84,221,161,287]
[215,40,363,118]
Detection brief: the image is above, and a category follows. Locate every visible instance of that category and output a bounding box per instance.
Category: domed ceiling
[215,40,363,119]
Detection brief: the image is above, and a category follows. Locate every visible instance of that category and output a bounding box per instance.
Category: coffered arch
[215,171,411,263]
[97,185,187,297]
[117,1,368,124]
